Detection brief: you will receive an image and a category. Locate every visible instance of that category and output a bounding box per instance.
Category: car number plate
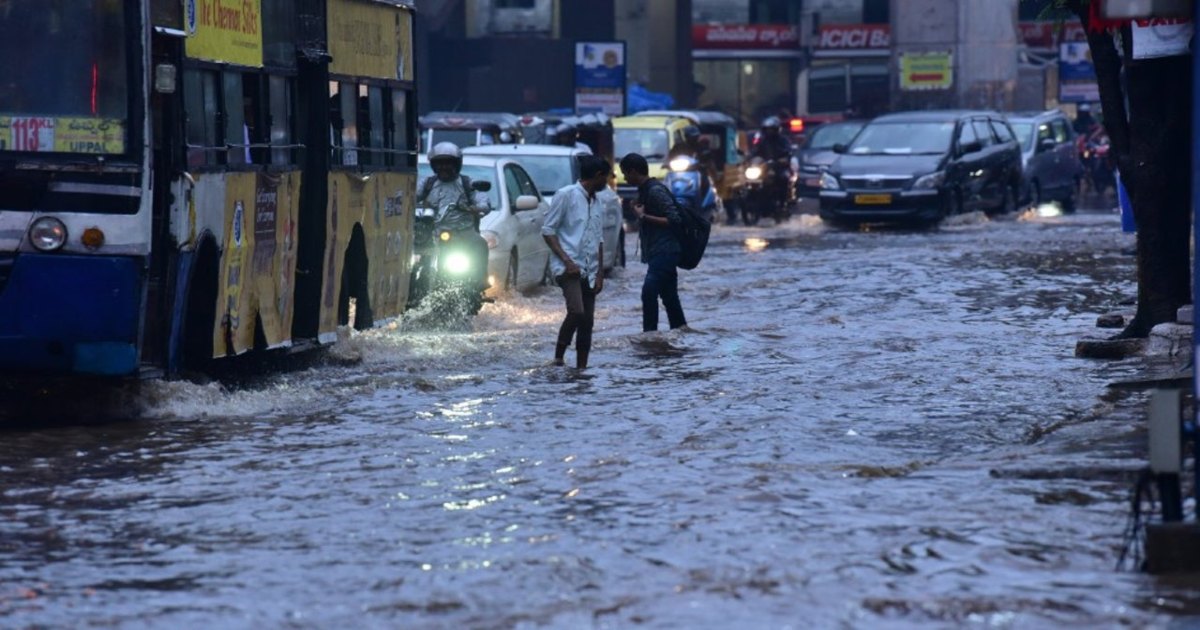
[854,194,892,205]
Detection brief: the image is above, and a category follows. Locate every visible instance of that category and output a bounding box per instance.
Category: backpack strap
[418,176,436,204]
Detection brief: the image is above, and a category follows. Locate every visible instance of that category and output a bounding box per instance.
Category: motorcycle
[666,154,718,223]
[408,186,493,320]
[1077,128,1115,197]
[738,156,790,226]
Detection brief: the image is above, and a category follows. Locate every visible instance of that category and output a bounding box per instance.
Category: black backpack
[653,181,710,270]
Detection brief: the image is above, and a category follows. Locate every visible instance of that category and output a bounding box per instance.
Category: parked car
[417,155,552,294]
[818,110,1023,227]
[1006,110,1083,212]
[464,144,625,271]
[794,120,867,199]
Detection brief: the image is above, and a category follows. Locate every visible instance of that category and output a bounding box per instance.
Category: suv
[819,110,1023,227]
[1005,110,1083,212]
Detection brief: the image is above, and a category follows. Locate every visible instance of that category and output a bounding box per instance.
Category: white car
[417,155,552,294]
[464,144,626,271]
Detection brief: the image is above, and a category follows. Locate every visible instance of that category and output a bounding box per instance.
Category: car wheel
[1061,185,1077,214]
[504,249,518,291]
[1002,185,1017,215]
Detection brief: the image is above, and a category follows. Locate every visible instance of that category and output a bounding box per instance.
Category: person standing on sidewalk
[619,153,687,332]
[542,155,610,369]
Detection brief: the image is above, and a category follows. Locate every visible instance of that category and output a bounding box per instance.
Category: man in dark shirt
[619,153,688,332]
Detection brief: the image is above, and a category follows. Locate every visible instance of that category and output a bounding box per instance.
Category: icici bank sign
[815,24,891,50]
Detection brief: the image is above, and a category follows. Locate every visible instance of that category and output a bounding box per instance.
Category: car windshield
[1010,122,1035,150]
[417,163,500,209]
[615,128,669,161]
[805,122,865,150]
[507,155,577,195]
[848,121,955,155]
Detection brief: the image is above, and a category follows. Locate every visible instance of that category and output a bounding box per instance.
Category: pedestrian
[619,153,688,332]
[542,154,611,369]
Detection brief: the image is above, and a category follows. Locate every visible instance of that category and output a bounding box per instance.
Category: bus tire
[338,224,373,331]
[179,237,220,376]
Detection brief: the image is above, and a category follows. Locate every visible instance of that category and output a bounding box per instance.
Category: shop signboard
[899,52,952,91]
[1130,17,1193,59]
[813,24,890,57]
[692,24,800,50]
[1059,42,1100,102]
[575,41,626,116]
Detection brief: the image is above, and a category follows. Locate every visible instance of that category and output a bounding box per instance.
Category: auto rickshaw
[612,114,693,203]
[519,112,614,164]
[633,110,745,209]
[418,112,523,153]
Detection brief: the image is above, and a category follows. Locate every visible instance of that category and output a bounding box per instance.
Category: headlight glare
[669,157,691,172]
[745,166,763,180]
[819,172,841,190]
[30,217,67,252]
[444,252,471,275]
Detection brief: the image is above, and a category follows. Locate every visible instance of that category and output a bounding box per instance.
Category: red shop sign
[692,24,800,50]
[815,24,890,50]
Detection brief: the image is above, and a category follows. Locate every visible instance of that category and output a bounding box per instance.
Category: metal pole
[1192,0,1200,521]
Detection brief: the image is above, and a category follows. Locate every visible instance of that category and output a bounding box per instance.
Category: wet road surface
[1,207,1195,628]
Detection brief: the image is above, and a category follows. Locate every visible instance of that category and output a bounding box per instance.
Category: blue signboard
[1059,42,1100,103]
[575,41,626,116]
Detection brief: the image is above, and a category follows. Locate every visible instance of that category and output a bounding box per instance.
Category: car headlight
[669,157,691,172]
[819,172,841,190]
[745,166,763,180]
[481,230,499,250]
[29,217,67,252]
[444,252,471,275]
[911,171,945,190]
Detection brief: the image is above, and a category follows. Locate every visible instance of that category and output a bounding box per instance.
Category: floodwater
[0,207,1193,628]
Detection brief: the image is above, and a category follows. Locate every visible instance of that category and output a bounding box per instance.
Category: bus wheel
[179,237,220,377]
[338,225,373,331]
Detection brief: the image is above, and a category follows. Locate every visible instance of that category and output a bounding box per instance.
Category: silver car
[464,144,626,271]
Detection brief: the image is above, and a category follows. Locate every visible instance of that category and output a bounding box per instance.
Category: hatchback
[1006,110,1083,212]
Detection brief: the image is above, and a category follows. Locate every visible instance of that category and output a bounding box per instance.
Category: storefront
[798,23,891,117]
[692,24,802,128]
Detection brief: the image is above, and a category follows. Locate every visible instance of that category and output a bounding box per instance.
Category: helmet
[428,141,463,174]
[683,125,701,143]
[761,116,781,132]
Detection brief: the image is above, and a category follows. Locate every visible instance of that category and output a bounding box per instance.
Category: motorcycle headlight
[745,166,763,181]
[669,157,691,172]
[444,252,471,275]
[481,230,499,250]
[29,217,67,252]
[439,230,452,242]
[911,171,945,190]
[819,172,841,190]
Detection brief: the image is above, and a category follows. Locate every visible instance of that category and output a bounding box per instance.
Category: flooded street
[0,207,1191,628]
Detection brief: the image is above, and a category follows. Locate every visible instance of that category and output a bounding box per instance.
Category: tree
[1046,0,1193,338]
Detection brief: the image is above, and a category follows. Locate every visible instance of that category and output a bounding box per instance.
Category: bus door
[144,29,186,369]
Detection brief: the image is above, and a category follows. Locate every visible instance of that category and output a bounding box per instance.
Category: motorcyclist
[750,116,792,205]
[416,141,490,287]
[667,125,716,211]
[554,123,590,151]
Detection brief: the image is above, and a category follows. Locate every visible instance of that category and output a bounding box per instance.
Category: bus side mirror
[154,64,177,94]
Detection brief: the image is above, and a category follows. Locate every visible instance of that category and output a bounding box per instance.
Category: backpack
[652,181,710,270]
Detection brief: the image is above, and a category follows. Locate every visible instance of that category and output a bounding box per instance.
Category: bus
[0,0,419,378]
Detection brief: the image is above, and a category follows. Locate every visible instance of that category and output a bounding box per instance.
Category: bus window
[389,89,413,168]
[366,85,385,167]
[339,82,359,166]
[269,75,294,166]
[185,68,220,168]
[223,71,247,165]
